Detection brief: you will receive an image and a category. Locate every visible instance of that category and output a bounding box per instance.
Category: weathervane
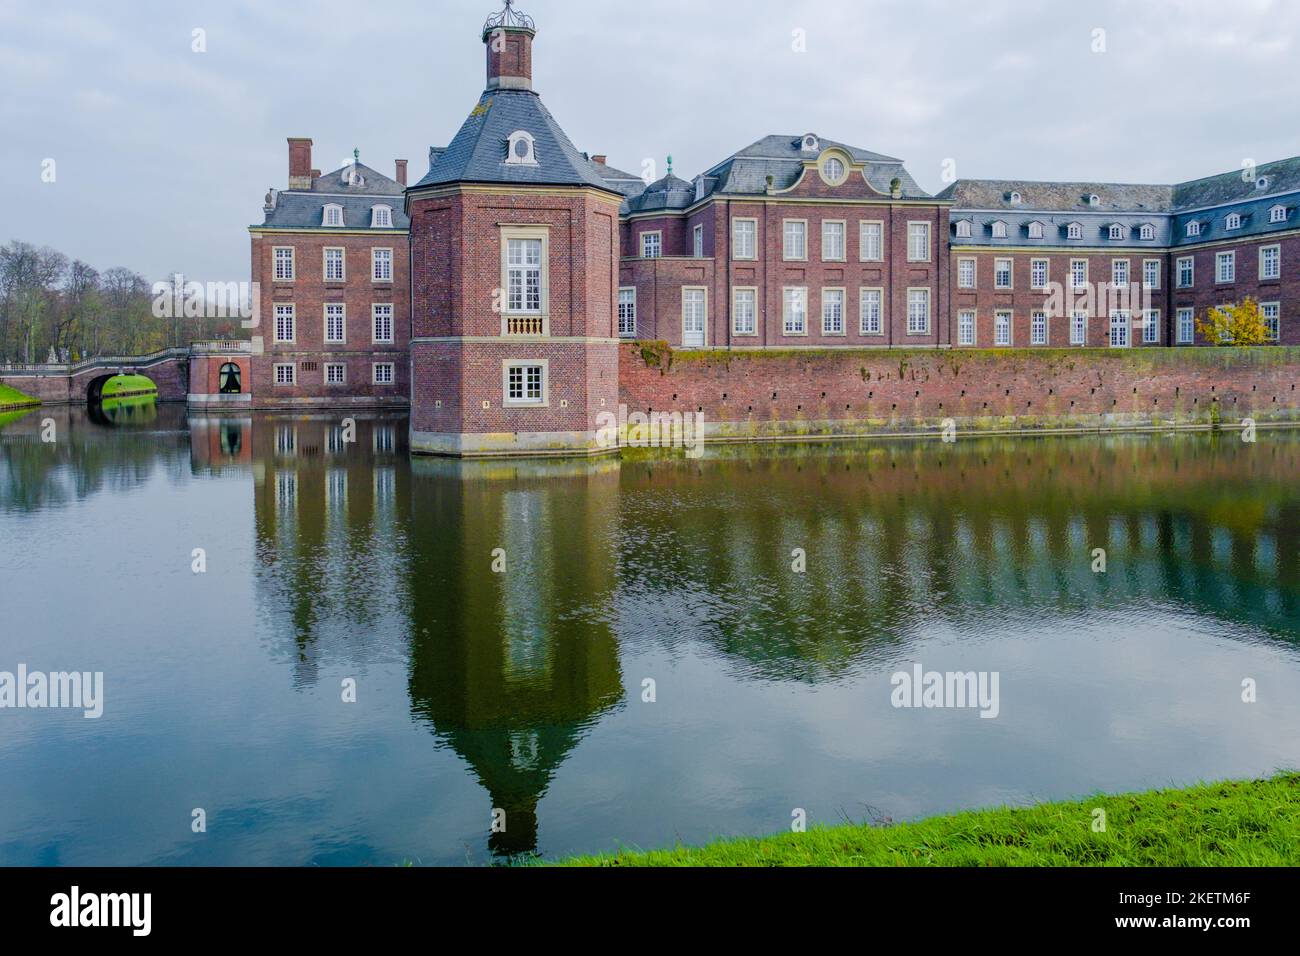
[484,0,535,34]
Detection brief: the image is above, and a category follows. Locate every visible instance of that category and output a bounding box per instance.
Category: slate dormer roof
[259,161,409,231]
[410,89,621,194]
[624,173,694,214]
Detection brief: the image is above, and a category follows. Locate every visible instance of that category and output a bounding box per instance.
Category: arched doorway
[219,363,242,394]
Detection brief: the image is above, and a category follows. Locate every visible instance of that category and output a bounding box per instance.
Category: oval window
[822,158,845,184]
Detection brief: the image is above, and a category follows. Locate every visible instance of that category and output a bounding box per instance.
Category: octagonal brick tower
[405,4,623,457]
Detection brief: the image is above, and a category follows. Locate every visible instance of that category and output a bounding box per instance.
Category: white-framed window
[274,362,296,385]
[324,247,345,282]
[994,310,1011,346]
[618,287,637,337]
[957,309,975,346]
[508,237,544,311]
[1186,221,1201,238]
[783,220,807,260]
[1030,310,1047,345]
[859,288,883,335]
[822,220,846,261]
[1216,251,1235,284]
[505,130,538,166]
[1143,309,1160,344]
[681,287,707,346]
[1260,245,1281,280]
[1226,212,1242,230]
[1109,310,1131,348]
[274,304,295,343]
[907,222,930,261]
[1270,205,1288,224]
[1030,258,1048,290]
[954,219,972,239]
[1067,222,1082,240]
[693,224,704,258]
[640,231,661,259]
[958,257,976,289]
[1070,259,1087,291]
[323,204,344,227]
[821,288,845,335]
[1109,224,1124,240]
[732,287,757,335]
[1140,224,1155,240]
[1177,256,1194,288]
[372,363,395,385]
[324,303,345,344]
[325,363,346,385]
[821,156,846,184]
[991,221,1008,239]
[1143,259,1160,290]
[372,248,393,282]
[273,246,295,281]
[994,257,1012,289]
[906,288,930,335]
[1112,259,1130,289]
[503,360,545,405]
[860,221,883,261]
[371,205,393,228]
[1177,308,1194,344]
[1070,310,1087,346]
[783,287,807,334]
[372,303,393,343]
[1262,301,1280,341]
[1027,221,1044,240]
[732,219,757,260]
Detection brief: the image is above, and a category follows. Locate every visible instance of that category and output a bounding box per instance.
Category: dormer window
[1027,221,1044,239]
[1256,176,1270,191]
[322,204,344,227]
[1270,204,1288,223]
[954,219,972,239]
[371,205,393,228]
[1186,221,1201,237]
[801,134,819,152]
[1225,212,1241,230]
[1009,191,1022,205]
[1109,224,1125,240]
[991,220,1008,238]
[506,130,538,166]
[1087,194,1101,208]
[1067,222,1082,240]
[820,155,846,185]
[1139,223,1155,240]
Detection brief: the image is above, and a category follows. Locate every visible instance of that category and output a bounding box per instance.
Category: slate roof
[590,157,647,200]
[699,134,931,200]
[1172,156,1300,210]
[411,89,621,194]
[935,180,1174,213]
[258,162,409,230]
[625,173,694,213]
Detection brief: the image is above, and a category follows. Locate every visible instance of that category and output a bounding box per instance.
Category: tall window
[373,303,393,343]
[1143,309,1160,344]
[994,311,1011,346]
[1109,310,1130,347]
[907,222,930,261]
[693,225,704,258]
[1112,259,1129,289]
[1177,308,1194,344]
[640,232,661,259]
[783,221,807,260]
[783,287,807,334]
[733,219,756,259]
[618,288,637,337]
[822,221,845,261]
[994,258,1012,289]
[906,288,930,335]
[958,258,975,289]
[859,288,882,335]
[822,289,845,334]
[274,247,295,281]
[1262,302,1280,341]
[372,248,393,282]
[507,238,543,311]
[733,288,756,335]
[1031,310,1047,345]
[1143,259,1160,290]
[324,248,344,281]
[1070,310,1087,346]
[957,310,975,346]
[1070,259,1087,291]
[682,288,706,346]
[1030,259,1048,289]
[1260,245,1281,280]
[218,363,241,394]
[860,221,883,261]
[1216,251,1235,284]
[505,363,545,404]
[325,303,345,343]
[1177,256,1194,288]
[274,304,295,343]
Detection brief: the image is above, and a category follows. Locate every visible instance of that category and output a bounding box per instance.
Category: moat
[1,404,1298,865]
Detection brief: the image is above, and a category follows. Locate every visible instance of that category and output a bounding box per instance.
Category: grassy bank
[99,374,157,398]
[0,382,40,410]
[557,773,1300,866]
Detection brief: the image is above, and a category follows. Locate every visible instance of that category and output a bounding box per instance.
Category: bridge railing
[190,341,253,354]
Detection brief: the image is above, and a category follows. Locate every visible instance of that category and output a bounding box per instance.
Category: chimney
[482,4,535,91]
[591,154,607,166]
[395,159,408,187]
[287,137,313,190]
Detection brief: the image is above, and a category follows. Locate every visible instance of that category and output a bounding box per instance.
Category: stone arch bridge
[0,342,250,404]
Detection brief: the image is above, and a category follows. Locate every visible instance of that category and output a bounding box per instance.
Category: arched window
[219,362,242,394]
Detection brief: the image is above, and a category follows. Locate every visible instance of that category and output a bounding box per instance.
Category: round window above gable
[820,155,847,186]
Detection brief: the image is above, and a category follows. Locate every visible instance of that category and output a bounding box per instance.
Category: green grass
[99,374,157,397]
[555,773,1300,866]
[0,382,40,409]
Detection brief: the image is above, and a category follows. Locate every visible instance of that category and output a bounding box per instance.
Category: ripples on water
[0,404,1298,865]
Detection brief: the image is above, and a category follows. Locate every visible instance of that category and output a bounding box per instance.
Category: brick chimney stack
[395,159,408,187]
[591,154,607,166]
[483,3,535,91]
[287,137,313,190]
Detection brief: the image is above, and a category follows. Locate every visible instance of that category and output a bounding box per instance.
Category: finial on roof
[667,155,673,176]
[484,0,535,34]
[353,147,360,164]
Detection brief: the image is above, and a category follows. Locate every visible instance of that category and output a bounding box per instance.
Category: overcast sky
[2,0,1297,282]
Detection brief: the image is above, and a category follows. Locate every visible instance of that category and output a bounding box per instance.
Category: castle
[245,3,1299,457]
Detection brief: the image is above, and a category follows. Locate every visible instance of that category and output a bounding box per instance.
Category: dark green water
[1,404,1298,865]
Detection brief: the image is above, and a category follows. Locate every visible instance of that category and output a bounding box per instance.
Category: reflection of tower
[405,457,623,857]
